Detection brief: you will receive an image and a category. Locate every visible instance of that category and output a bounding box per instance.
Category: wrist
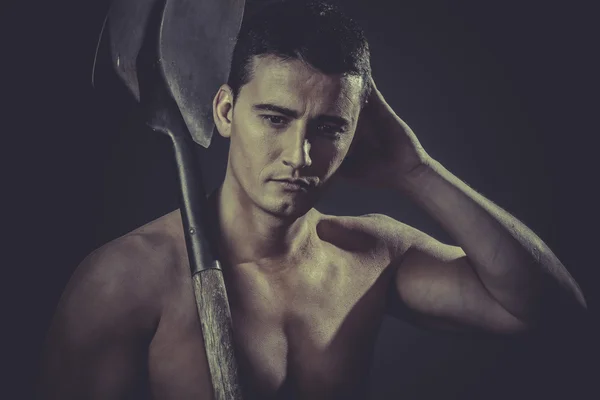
[395,157,440,195]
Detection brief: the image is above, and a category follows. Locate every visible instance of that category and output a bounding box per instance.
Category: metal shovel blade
[97,0,245,147]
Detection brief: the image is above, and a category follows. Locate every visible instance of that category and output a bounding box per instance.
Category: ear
[213,84,235,138]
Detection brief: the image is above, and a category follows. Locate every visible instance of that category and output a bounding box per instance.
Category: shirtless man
[39,1,587,399]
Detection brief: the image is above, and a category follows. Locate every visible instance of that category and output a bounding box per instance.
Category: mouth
[272,179,311,192]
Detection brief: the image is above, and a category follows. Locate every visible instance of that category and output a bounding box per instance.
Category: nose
[282,128,312,169]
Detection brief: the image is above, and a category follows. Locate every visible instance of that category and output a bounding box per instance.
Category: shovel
[92,0,246,398]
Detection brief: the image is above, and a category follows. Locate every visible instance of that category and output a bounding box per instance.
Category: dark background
[5,0,598,399]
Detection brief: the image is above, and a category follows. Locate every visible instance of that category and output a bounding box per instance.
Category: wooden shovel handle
[193,267,243,400]
[153,114,244,399]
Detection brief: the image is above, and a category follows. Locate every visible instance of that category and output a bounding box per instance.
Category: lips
[273,179,311,191]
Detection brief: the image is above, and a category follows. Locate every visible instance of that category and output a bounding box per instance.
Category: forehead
[241,55,363,121]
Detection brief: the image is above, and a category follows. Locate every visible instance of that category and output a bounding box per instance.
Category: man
[39,1,586,399]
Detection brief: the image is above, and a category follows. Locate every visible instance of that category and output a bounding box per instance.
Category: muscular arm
[38,235,163,399]
[380,159,586,333]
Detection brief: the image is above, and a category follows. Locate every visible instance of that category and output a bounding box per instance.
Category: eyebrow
[252,103,351,127]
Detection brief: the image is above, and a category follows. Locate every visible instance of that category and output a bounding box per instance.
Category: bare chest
[148,244,392,399]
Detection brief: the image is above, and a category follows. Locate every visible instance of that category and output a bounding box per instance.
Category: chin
[260,189,316,220]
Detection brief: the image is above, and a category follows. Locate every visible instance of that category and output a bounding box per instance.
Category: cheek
[230,121,278,175]
[311,138,351,173]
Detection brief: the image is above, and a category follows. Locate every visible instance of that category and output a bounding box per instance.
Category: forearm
[398,158,586,322]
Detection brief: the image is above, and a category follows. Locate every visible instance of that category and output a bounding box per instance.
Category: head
[213,0,372,219]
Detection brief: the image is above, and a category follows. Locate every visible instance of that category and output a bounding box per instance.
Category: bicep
[39,241,159,399]
[387,231,527,334]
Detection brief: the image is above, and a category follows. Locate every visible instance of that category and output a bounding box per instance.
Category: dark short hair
[227,0,372,108]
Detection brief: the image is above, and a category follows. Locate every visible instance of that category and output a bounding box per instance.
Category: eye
[261,115,288,126]
[317,125,345,139]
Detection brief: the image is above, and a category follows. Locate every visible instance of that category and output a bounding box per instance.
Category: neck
[209,179,316,270]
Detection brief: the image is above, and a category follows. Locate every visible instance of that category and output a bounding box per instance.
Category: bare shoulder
[95,209,181,271]
[59,210,185,323]
[111,209,186,270]
[313,211,414,261]
[40,211,185,398]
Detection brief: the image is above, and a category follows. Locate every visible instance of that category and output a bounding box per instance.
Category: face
[213,55,363,219]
